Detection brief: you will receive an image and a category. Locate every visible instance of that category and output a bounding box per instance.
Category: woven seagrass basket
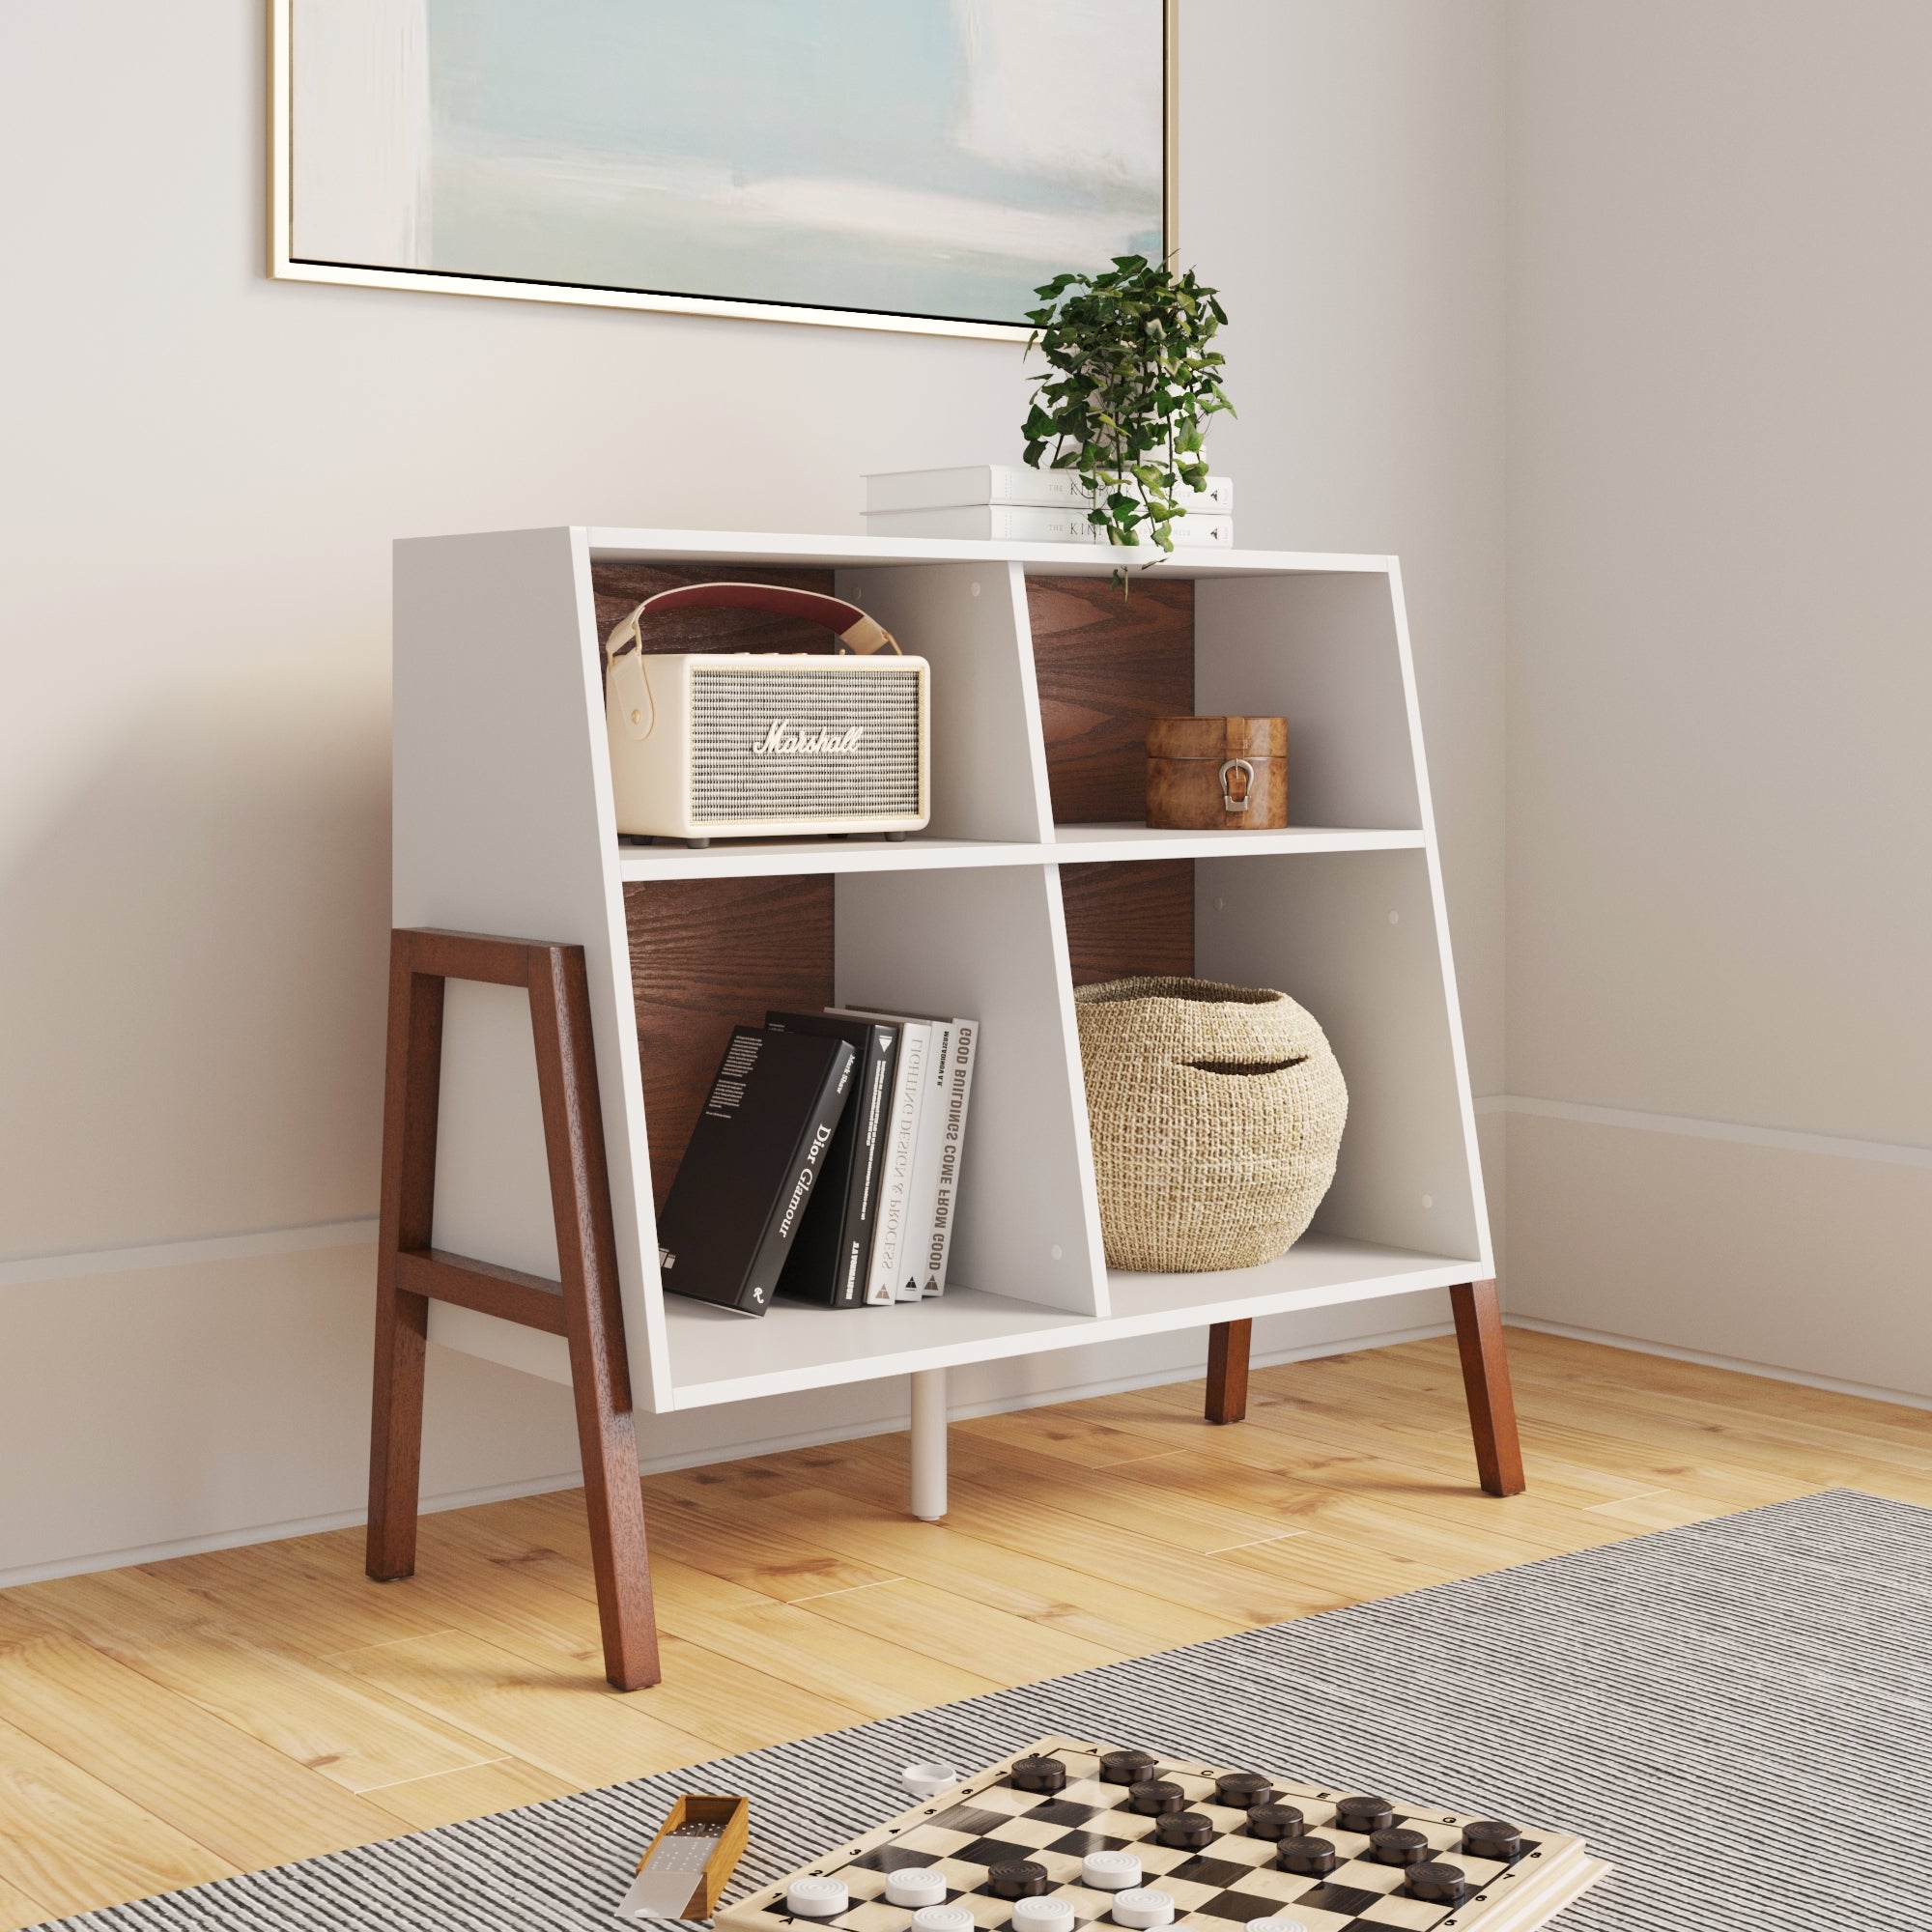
[1074,976,1348,1271]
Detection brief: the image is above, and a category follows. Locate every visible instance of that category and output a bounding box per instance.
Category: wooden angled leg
[367,925,661,1689]
[528,944,662,1692]
[1450,1279,1526,1497]
[368,935,444,1582]
[1206,1319,1252,1424]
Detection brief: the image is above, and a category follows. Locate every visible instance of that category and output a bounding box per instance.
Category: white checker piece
[717,1737,1609,1932]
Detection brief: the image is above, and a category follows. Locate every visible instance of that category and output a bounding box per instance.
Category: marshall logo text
[753,720,866,756]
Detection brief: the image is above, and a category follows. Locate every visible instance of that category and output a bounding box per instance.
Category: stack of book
[655,1007,980,1318]
[863,465,1236,549]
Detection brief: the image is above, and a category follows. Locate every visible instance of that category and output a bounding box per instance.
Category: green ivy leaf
[1020,255,1232,591]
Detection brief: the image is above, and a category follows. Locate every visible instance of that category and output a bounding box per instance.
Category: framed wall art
[271,1,1178,341]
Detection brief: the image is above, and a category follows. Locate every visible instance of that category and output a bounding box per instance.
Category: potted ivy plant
[1023,255,1233,556]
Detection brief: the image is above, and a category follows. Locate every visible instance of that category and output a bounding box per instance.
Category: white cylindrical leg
[909,1367,949,1520]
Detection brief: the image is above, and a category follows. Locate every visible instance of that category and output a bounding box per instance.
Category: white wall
[1503,0,1932,1396]
[1200,2,1508,1101]
[0,1,1507,1580]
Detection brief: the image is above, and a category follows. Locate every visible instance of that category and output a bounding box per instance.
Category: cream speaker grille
[689,666,921,823]
[603,582,927,841]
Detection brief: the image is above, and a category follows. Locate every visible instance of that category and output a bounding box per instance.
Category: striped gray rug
[35,1490,1931,1932]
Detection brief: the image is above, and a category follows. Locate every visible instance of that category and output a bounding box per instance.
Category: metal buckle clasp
[1219,757,1255,812]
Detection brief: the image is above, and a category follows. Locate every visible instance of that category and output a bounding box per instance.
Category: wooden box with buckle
[1146,715,1288,830]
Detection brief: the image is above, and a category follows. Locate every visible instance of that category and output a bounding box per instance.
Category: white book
[831,1011,929,1305]
[863,504,1236,549]
[845,1009,980,1300]
[895,1018,952,1300]
[835,1006,962,1301]
[917,1018,978,1297]
[866,465,1233,516]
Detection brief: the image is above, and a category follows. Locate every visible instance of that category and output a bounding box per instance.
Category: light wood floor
[3,1326,1929,1925]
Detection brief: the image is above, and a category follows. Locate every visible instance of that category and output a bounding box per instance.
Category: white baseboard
[0,1219,379,1289]
[1506,1314,1932,1415]
[0,1317,1452,1591]
[1494,1095,1929,1169]
[0,1467,582,1589]
[11,1095,1912,1292]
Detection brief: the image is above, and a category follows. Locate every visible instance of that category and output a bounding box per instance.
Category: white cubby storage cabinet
[383,526,1520,1690]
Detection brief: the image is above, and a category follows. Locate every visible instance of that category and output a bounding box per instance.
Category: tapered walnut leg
[367,1280,429,1579]
[1206,1319,1252,1424]
[529,946,662,1691]
[368,939,444,1581]
[559,1317,658,1691]
[1449,1280,1526,1496]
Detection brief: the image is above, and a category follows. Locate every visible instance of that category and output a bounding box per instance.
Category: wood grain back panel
[1059,861,1195,986]
[623,877,835,1205]
[1028,574,1194,824]
[590,562,839,678]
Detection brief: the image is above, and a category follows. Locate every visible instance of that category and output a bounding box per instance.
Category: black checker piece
[1333,1798,1395,1835]
[1160,1858,1251,1891]
[849,1848,942,1875]
[986,1863,1048,1900]
[1293,1884,1384,1918]
[1048,1832,1131,1858]
[1025,1801,1098,1827]
[928,1806,1014,1838]
[1192,1890,1295,1923]
[1243,1804,1305,1842]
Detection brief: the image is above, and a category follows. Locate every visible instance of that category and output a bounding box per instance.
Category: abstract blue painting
[284,0,1169,332]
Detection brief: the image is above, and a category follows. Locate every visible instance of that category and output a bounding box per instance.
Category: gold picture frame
[270,0,1179,342]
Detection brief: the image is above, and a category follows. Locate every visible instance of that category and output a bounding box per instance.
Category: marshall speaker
[604,582,930,846]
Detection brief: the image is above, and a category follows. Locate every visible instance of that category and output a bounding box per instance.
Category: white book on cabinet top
[864,504,1236,549]
[864,464,1233,515]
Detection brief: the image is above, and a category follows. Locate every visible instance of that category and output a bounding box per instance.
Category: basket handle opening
[1184,1057,1308,1076]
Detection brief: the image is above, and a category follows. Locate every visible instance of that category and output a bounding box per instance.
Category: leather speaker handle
[604,581,900,661]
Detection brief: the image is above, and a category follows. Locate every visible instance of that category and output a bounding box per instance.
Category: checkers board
[716,1738,1607,1932]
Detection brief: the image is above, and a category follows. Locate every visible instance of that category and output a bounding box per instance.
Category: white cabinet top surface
[413,525,1400,579]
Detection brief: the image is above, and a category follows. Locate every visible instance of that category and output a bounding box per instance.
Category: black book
[766,1011,899,1308]
[656,1027,856,1317]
